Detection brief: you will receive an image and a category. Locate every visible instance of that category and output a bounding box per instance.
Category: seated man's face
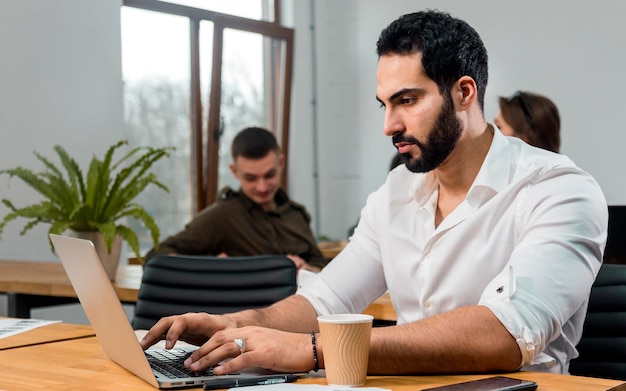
[230,151,284,210]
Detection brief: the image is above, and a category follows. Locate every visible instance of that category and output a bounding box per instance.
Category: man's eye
[401,97,416,105]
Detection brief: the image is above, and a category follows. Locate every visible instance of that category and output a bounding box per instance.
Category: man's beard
[394,95,462,173]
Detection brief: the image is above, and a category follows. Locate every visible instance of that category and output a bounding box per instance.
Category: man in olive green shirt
[145,127,327,271]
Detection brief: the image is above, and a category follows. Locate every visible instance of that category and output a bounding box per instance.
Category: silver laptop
[50,234,296,389]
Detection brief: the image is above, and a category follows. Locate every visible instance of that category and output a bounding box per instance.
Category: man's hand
[139,296,320,374]
[139,314,317,375]
[183,326,316,375]
[139,312,235,350]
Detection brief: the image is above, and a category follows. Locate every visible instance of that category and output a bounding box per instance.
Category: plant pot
[66,230,122,281]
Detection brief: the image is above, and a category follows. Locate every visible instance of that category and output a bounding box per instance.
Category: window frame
[122,0,294,212]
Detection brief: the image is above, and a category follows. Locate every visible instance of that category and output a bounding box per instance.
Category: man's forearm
[368,305,522,374]
[225,295,320,333]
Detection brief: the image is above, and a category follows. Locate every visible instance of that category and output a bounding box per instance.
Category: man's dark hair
[231,127,280,160]
[376,10,488,111]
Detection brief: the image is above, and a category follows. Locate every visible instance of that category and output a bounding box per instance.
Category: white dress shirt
[296,126,608,374]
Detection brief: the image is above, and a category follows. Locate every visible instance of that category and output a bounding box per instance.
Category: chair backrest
[132,254,297,330]
[604,205,626,264]
[569,263,626,380]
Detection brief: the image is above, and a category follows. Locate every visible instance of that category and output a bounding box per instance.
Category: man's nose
[255,179,269,192]
[383,107,403,137]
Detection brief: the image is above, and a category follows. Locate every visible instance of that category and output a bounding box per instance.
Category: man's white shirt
[297,125,608,374]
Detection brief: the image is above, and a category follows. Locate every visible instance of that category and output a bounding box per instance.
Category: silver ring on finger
[234,338,246,355]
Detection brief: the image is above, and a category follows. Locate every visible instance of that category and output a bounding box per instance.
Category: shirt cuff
[478,266,554,369]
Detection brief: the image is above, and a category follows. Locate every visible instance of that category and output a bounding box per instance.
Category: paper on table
[228,385,390,391]
[0,318,61,340]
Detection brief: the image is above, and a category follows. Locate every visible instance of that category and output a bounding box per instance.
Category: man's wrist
[310,331,319,372]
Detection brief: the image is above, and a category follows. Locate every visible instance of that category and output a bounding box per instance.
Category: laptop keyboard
[146,348,216,378]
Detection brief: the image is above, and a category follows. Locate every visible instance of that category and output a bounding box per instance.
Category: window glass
[121,6,193,253]
[121,0,292,254]
[217,28,272,191]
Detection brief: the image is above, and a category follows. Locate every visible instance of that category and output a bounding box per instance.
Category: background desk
[0,333,623,390]
[0,317,94,350]
[317,240,348,260]
[362,292,396,322]
[127,241,348,265]
[0,260,140,318]
[0,260,395,322]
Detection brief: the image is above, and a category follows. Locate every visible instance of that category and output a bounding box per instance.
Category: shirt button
[424,252,431,260]
[424,301,431,308]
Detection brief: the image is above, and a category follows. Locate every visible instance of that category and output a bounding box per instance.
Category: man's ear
[229,163,237,177]
[454,76,477,111]
[279,153,285,169]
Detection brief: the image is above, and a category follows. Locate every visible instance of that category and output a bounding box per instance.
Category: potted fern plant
[0,140,173,280]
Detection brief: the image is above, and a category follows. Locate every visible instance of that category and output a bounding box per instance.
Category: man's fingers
[140,318,173,349]
[185,339,242,373]
[141,315,185,350]
[213,354,250,375]
[139,332,166,349]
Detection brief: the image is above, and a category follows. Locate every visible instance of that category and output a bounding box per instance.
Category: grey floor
[0,293,135,324]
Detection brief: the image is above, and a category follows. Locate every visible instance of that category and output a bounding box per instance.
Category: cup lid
[317,314,374,324]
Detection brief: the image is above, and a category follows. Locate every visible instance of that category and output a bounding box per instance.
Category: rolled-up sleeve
[480,167,607,371]
[296,235,388,316]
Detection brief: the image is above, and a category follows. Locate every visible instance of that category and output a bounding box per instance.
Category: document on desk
[0,318,61,340]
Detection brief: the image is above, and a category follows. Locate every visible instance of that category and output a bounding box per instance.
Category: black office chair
[569,264,626,380]
[132,254,297,330]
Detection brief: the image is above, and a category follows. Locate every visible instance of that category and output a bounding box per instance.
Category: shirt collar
[408,123,514,209]
[410,170,438,207]
[239,187,291,214]
[465,124,513,208]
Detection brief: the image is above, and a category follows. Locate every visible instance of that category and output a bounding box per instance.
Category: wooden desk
[0,317,94,350]
[363,292,397,322]
[318,240,348,260]
[0,334,623,391]
[0,259,396,323]
[0,260,141,317]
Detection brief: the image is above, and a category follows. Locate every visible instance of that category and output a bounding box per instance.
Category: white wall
[0,0,124,261]
[288,0,626,240]
[1,0,625,261]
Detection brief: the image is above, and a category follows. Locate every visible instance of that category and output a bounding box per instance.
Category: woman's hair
[498,91,561,153]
